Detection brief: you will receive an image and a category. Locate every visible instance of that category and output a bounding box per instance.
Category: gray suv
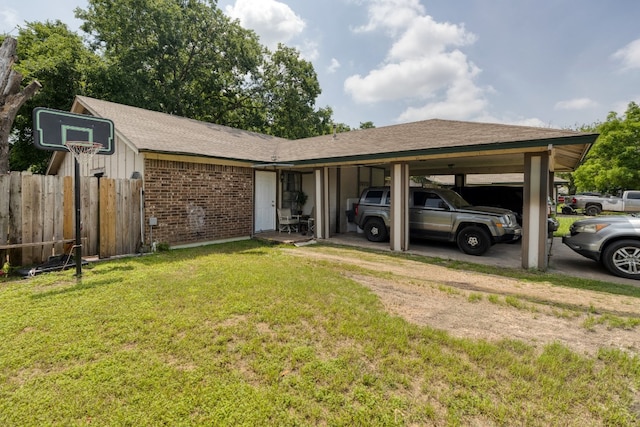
[354,186,522,255]
[562,214,640,279]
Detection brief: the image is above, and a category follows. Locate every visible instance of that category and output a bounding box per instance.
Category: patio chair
[300,206,315,236]
[277,208,299,233]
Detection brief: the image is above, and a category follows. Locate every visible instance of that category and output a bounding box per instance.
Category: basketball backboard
[33,107,115,155]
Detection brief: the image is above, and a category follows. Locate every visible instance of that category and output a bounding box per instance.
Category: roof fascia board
[142,151,254,167]
[289,134,597,168]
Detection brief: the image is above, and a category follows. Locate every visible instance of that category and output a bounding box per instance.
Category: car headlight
[496,215,514,227]
[572,223,610,233]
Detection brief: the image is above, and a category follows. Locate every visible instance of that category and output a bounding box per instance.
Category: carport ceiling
[281,119,597,174]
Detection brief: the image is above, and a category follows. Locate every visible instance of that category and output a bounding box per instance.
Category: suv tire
[456,226,491,256]
[363,218,388,242]
[602,239,640,279]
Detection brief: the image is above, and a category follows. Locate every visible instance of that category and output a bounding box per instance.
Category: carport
[272,119,598,270]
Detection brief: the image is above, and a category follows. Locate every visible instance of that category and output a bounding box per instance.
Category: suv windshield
[440,189,472,209]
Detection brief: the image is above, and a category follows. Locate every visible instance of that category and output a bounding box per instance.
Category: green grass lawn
[553,213,588,237]
[1,240,639,425]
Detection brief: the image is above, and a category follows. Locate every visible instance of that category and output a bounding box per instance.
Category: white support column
[522,152,550,270]
[314,168,324,239]
[322,167,330,239]
[390,162,410,252]
[313,167,330,239]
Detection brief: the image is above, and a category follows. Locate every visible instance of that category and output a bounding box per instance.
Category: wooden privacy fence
[0,171,143,267]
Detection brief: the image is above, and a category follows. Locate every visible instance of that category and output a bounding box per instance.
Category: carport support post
[522,152,550,270]
[314,167,329,239]
[390,162,410,251]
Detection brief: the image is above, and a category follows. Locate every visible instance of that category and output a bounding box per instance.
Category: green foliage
[77,0,264,122]
[0,260,9,276]
[8,21,101,173]
[258,44,323,139]
[76,0,333,139]
[573,102,640,193]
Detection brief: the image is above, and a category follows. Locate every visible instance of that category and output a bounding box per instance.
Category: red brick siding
[144,159,253,245]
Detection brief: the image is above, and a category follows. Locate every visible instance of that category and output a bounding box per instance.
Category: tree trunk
[0,37,42,175]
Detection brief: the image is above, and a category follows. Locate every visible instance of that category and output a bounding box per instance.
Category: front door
[255,171,277,232]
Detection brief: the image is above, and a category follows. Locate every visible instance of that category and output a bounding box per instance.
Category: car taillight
[571,197,577,203]
[354,203,359,215]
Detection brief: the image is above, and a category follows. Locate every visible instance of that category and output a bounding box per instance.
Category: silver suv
[354,186,522,255]
[562,214,640,279]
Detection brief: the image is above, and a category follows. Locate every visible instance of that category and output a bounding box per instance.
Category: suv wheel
[602,239,640,279]
[363,218,388,242]
[456,226,491,256]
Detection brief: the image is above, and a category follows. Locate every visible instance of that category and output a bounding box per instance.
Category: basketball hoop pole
[73,158,82,277]
[65,141,103,278]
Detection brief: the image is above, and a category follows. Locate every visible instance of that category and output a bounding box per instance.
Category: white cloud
[612,39,640,71]
[554,98,598,111]
[353,0,425,35]
[396,74,487,122]
[0,8,20,34]
[388,15,477,60]
[344,0,487,122]
[225,0,305,49]
[299,39,319,62]
[327,58,341,74]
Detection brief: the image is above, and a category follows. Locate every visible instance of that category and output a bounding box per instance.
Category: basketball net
[64,141,103,170]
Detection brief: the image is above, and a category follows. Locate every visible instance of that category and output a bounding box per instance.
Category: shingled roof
[74,96,284,163]
[274,119,596,164]
[71,96,598,172]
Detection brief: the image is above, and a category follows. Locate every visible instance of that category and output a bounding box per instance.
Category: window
[364,190,384,204]
[413,191,428,207]
[413,191,443,208]
[425,193,443,209]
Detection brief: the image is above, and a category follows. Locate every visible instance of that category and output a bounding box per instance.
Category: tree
[0,36,42,174]
[77,0,335,138]
[76,0,264,125]
[573,102,640,194]
[7,21,101,173]
[258,44,326,139]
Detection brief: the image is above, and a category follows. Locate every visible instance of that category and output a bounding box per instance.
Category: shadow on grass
[30,277,121,299]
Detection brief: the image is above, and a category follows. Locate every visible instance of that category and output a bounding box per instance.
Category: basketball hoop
[64,141,103,165]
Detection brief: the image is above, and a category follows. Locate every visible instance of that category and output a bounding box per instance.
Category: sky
[2,0,640,130]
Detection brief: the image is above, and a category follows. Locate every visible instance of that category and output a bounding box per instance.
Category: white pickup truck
[563,190,640,216]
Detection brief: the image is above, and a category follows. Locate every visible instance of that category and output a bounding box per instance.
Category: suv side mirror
[438,201,449,210]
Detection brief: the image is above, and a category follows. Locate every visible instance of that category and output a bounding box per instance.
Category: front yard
[1,240,638,425]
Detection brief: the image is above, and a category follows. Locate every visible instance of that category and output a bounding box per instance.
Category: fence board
[0,174,9,265]
[21,174,41,265]
[0,175,9,246]
[8,173,22,265]
[63,176,74,253]
[100,178,117,258]
[42,175,56,260]
[51,175,65,256]
[86,178,99,256]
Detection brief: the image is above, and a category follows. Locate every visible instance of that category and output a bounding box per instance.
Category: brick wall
[144,159,253,245]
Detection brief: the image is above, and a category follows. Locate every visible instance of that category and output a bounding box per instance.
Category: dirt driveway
[285,246,640,357]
